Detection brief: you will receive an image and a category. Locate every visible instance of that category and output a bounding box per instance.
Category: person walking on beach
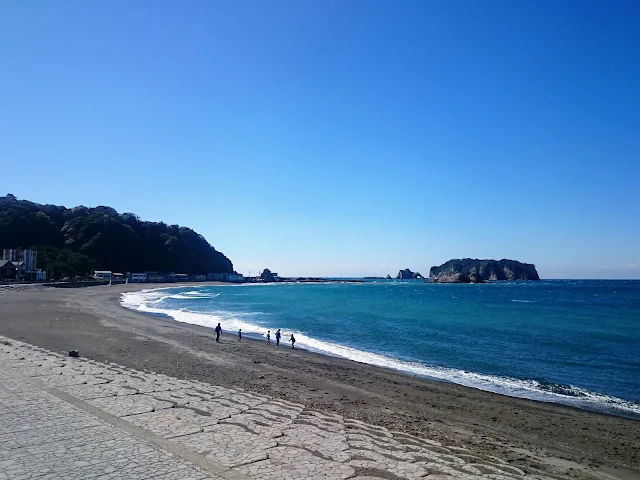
[267,330,271,345]
[275,329,281,347]
[238,329,242,341]
[215,323,222,343]
[290,333,296,349]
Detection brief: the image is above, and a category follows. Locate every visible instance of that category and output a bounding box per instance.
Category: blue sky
[1,1,638,278]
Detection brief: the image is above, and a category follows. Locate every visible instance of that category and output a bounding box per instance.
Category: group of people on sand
[266,328,296,348]
[214,323,296,349]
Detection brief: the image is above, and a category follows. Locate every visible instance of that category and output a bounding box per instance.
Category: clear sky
[1,1,639,279]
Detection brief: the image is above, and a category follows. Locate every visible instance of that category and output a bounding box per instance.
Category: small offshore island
[429,258,540,283]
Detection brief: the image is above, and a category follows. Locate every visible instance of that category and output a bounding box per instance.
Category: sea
[121,279,640,419]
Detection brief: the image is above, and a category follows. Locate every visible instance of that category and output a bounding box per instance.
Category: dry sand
[0,283,638,479]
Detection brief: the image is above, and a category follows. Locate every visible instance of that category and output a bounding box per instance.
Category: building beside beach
[206,272,245,283]
[2,248,37,271]
[92,270,233,283]
[130,273,148,283]
[1,248,46,281]
[146,272,189,282]
[0,260,46,281]
[94,270,113,280]
[0,260,19,281]
[146,272,163,282]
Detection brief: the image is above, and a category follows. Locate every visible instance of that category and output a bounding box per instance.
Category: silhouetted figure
[238,329,242,341]
[215,323,222,343]
[290,334,296,349]
[275,329,281,347]
[267,330,271,345]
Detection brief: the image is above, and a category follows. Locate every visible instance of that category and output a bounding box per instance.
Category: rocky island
[429,258,540,283]
[396,269,424,279]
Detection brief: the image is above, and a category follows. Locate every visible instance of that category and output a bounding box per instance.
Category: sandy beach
[0,283,638,480]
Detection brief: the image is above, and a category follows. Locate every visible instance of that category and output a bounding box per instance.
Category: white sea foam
[121,288,640,418]
[121,289,268,335]
[166,293,220,300]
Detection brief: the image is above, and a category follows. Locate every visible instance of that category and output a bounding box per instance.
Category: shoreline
[0,283,638,479]
[120,282,640,421]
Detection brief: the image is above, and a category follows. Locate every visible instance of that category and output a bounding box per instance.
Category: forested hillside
[0,194,233,278]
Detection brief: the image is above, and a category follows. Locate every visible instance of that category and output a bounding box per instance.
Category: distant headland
[0,194,233,280]
[429,258,540,283]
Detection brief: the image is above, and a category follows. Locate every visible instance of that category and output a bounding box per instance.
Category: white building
[130,273,148,283]
[147,272,165,282]
[33,270,47,281]
[94,270,112,280]
[226,273,245,283]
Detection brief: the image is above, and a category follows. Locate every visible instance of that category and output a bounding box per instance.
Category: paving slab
[234,446,356,479]
[0,335,532,479]
[126,408,220,438]
[0,371,221,480]
[176,423,278,467]
[89,393,175,416]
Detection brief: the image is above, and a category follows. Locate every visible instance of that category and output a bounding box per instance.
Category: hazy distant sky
[1,1,638,278]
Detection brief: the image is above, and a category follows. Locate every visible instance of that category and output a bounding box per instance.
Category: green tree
[1,194,234,276]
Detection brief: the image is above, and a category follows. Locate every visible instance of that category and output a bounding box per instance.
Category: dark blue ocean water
[122,280,640,418]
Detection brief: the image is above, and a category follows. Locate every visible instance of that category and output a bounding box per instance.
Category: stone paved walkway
[0,371,217,479]
[0,336,557,479]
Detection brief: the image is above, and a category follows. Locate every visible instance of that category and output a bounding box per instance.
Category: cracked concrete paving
[0,372,218,480]
[0,336,554,479]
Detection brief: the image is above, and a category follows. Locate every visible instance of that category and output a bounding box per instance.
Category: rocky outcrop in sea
[429,259,540,283]
[396,269,424,279]
[259,269,276,282]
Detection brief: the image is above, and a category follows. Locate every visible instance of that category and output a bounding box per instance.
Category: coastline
[0,283,638,479]
[121,282,640,420]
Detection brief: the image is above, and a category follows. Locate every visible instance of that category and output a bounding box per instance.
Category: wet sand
[0,283,638,479]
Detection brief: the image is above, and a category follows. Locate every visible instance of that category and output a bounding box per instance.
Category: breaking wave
[121,287,640,419]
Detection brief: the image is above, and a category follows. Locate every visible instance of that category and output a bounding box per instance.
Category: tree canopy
[0,194,233,277]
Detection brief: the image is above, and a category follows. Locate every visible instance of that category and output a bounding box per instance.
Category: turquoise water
[122,280,640,418]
